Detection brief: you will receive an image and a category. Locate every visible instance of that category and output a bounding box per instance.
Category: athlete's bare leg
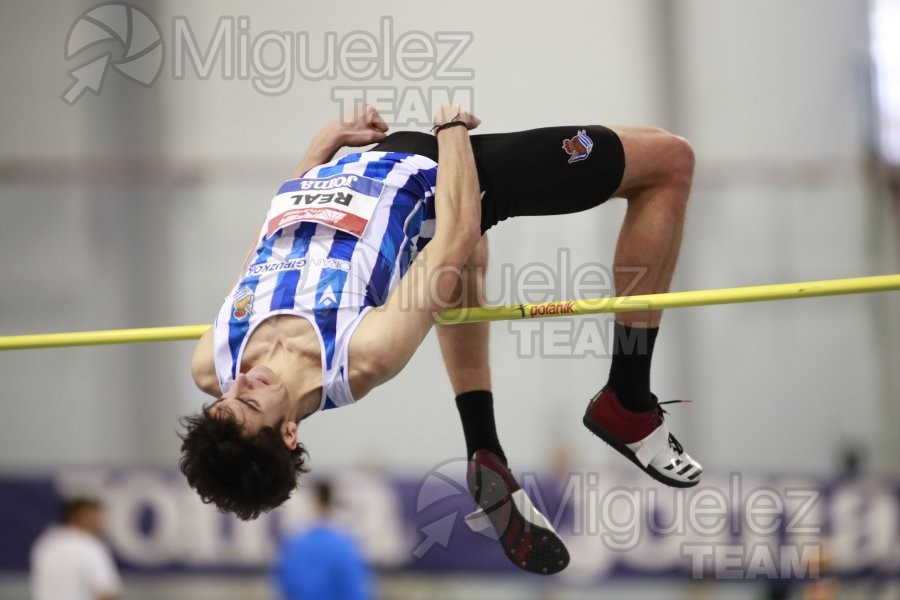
[609,127,695,328]
[437,235,505,462]
[438,236,491,396]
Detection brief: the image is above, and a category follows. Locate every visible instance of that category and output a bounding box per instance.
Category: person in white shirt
[30,497,121,600]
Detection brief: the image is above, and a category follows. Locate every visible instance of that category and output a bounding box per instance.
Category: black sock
[606,323,659,412]
[455,390,507,465]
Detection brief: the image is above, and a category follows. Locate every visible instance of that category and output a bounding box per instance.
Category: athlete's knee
[664,134,695,189]
[644,129,694,189]
[614,127,694,198]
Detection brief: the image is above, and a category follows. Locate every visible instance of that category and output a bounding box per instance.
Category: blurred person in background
[29,497,121,600]
[275,480,372,600]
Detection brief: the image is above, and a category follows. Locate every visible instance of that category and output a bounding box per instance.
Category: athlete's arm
[348,107,482,398]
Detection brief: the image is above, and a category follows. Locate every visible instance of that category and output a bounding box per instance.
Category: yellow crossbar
[436,273,900,324]
[0,325,211,351]
[1,274,898,351]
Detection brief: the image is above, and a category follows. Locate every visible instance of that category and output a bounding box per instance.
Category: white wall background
[0,0,895,480]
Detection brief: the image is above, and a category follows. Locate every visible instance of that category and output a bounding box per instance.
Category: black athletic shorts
[371,126,626,232]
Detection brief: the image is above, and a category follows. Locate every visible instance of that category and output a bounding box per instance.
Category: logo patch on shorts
[232,286,255,320]
[562,130,594,164]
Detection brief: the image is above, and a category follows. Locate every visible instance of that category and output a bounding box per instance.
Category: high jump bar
[1,274,898,351]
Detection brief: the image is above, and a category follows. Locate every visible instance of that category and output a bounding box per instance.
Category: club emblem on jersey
[232,286,255,320]
[562,130,594,164]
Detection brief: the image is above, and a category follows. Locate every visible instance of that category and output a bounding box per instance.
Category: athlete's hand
[335,104,389,147]
[433,105,481,131]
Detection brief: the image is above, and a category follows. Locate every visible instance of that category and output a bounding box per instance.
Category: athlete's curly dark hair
[178,404,310,521]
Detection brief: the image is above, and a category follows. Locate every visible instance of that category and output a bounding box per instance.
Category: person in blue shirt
[275,480,372,600]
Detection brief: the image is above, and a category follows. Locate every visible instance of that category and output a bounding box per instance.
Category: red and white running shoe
[583,387,702,487]
[464,450,570,575]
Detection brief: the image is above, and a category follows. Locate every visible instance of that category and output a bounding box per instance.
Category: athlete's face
[211,366,297,447]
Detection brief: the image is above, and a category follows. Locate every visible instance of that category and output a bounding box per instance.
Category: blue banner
[2,466,899,582]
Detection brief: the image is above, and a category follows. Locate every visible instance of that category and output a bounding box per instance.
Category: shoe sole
[469,466,570,575]
[583,416,700,489]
